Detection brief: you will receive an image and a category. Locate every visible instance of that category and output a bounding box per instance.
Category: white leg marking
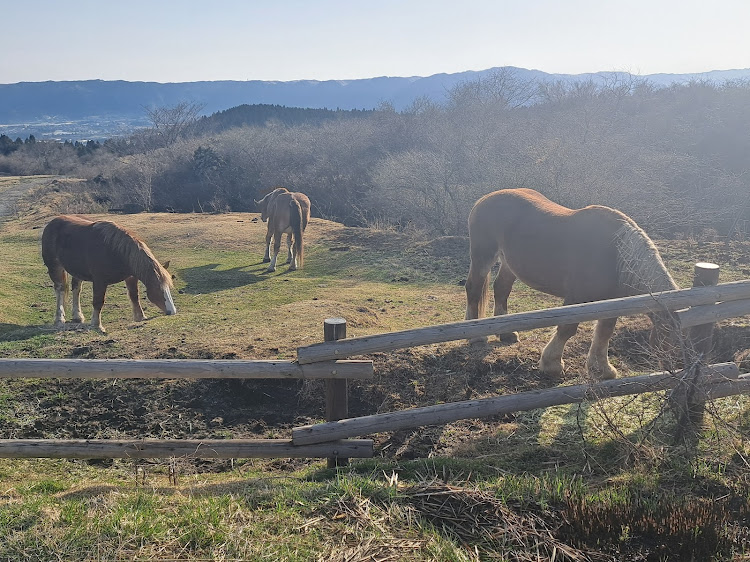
[72,282,84,323]
[266,253,278,272]
[54,285,66,325]
[91,309,105,333]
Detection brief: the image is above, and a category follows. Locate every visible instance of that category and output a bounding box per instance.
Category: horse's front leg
[586,317,618,380]
[71,277,85,323]
[125,276,146,321]
[492,263,519,343]
[539,321,579,376]
[266,231,282,273]
[263,225,272,263]
[90,281,108,333]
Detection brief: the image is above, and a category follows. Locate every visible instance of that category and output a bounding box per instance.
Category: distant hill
[1,66,748,140]
[197,104,374,134]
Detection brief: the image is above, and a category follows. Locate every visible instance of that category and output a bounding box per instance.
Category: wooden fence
[3,263,750,462]
[297,277,750,364]
[0,354,375,462]
[292,264,750,446]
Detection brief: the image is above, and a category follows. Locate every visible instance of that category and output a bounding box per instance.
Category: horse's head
[255,187,289,222]
[145,261,177,316]
[254,196,270,222]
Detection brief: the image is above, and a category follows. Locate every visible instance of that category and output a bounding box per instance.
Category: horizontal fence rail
[292,363,741,445]
[677,298,750,329]
[296,281,750,364]
[0,439,374,459]
[0,358,373,380]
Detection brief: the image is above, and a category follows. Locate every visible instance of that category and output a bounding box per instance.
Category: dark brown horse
[465,188,678,380]
[254,187,311,272]
[42,215,176,332]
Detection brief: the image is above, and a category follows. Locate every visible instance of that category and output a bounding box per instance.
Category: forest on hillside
[1,69,749,239]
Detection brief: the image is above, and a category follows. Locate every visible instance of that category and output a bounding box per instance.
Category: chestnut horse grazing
[254,187,310,272]
[465,188,678,380]
[42,215,176,332]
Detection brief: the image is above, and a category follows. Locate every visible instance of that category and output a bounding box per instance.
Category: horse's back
[469,189,626,300]
[42,215,134,283]
[42,215,92,260]
[268,190,310,232]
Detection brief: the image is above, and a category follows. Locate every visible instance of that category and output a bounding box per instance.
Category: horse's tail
[290,198,304,268]
[41,217,70,298]
[614,217,678,294]
[464,259,490,320]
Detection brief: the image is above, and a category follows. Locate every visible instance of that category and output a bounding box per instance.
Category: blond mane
[614,216,678,294]
[94,221,172,288]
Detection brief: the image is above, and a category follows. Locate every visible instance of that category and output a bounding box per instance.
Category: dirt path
[0,175,55,223]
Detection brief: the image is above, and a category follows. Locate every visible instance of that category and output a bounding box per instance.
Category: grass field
[1,177,750,560]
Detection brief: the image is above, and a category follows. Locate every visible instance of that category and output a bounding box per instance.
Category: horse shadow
[178,263,269,294]
[0,323,54,342]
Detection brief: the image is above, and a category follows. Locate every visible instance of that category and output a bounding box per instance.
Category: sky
[3,0,749,84]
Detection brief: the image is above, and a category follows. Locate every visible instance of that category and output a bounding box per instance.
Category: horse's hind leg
[586,317,618,380]
[71,277,85,323]
[263,226,272,263]
[465,244,495,321]
[48,266,67,326]
[266,231,282,272]
[465,244,496,344]
[493,263,519,343]
[285,232,294,265]
[125,276,146,321]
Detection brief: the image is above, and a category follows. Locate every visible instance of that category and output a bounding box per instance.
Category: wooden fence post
[324,318,349,468]
[674,262,720,441]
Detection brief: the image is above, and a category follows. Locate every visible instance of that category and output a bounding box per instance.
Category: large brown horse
[254,187,311,272]
[464,188,678,380]
[42,215,176,332]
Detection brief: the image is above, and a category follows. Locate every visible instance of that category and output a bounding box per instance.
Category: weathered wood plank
[0,439,374,459]
[296,281,750,364]
[292,363,740,445]
[0,358,373,380]
[678,299,750,329]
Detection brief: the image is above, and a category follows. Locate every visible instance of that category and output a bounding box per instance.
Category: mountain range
[1,66,748,141]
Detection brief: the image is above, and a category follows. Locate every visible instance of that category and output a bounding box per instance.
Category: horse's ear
[162,260,170,270]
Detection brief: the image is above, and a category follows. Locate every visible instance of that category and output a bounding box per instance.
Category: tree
[143,101,205,149]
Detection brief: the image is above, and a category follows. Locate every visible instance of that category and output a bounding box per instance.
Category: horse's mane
[93,221,172,287]
[614,215,677,294]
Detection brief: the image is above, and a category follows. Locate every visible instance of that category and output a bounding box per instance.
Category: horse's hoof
[587,363,618,381]
[539,358,564,377]
[71,317,84,324]
[262,257,271,263]
[265,267,276,273]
